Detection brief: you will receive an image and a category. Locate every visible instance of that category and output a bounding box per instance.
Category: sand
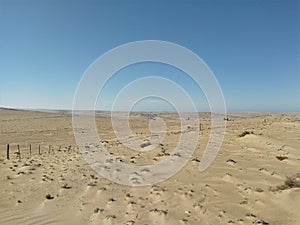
[0,108,300,225]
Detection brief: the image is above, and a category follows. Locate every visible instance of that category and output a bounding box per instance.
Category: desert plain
[0,108,299,225]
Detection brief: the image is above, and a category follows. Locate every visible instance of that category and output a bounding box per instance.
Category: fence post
[17,144,21,160]
[29,144,32,156]
[48,145,51,154]
[7,144,10,160]
[39,145,41,155]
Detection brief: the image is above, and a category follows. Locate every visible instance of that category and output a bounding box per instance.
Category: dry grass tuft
[273,173,300,191]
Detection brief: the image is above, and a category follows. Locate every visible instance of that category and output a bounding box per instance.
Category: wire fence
[1,144,77,160]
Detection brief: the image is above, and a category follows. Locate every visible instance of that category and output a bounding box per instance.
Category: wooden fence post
[7,144,10,160]
[17,144,21,159]
[48,145,51,154]
[29,144,32,156]
[39,145,41,155]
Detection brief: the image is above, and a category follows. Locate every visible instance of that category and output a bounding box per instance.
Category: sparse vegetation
[61,183,71,189]
[94,208,104,213]
[273,173,300,190]
[105,214,116,219]
[275,155,288,161]
[255,187,264,193]
[149,208,168,215]
[239,131,254,137]
[254,219,269,225]
[283,174,300,188]
[87,181,97,186]
[108,197,116,202]
[45,194,54,200]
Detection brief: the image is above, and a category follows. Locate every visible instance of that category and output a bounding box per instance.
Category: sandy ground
[0,108,299,225]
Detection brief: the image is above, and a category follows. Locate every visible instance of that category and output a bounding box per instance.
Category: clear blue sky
[0,0,299,112]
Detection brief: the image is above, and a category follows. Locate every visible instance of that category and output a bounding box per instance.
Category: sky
[0,0,299,112]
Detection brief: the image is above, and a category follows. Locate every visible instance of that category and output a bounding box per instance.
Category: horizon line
[1,106,300,114]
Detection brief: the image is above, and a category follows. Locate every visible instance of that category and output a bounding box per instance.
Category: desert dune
[0,108,300,225]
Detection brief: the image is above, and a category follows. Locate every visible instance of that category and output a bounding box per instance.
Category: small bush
[284,174,300,188]
[275,173,300,190]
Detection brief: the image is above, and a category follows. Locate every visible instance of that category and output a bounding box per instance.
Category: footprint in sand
[222,172,235,182]
[150,185,167,198]
[174,187,195,199]
[102,214,116,225]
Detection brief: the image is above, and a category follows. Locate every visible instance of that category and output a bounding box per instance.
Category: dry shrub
[275,173,300,190]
